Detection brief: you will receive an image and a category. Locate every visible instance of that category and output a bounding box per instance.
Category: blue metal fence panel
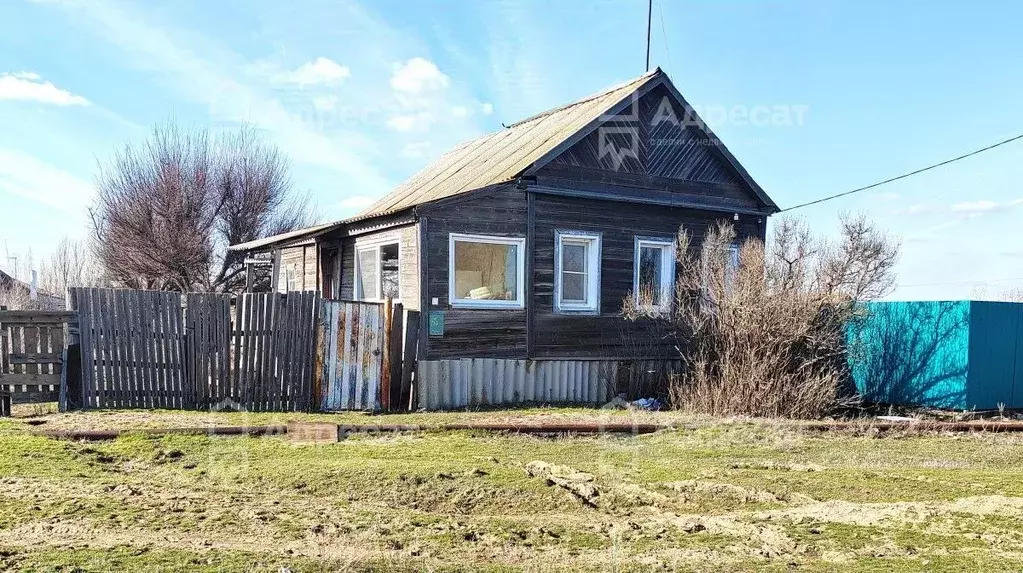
[967,302,1023,409]
[848,300,1023,410]
[847,301,971,409]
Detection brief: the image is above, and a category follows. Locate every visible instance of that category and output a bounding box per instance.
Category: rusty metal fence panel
[320,301,387,411]
[417,358,620,410]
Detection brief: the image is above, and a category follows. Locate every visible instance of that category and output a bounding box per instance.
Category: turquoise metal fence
[847,301,1023,410]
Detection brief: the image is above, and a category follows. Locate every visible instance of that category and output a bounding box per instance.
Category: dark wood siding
[417,185,529,359]
[532,193,765,358]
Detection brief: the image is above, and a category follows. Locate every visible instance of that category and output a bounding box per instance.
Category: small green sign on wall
[428,311,445,336]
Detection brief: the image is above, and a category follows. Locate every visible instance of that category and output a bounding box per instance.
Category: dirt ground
[3,407,1023,571]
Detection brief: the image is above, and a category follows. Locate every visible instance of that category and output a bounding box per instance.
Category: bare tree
[91,122,312,292]
[1003,288,1023,302]
[624,213,900,418]
[38,237,104,297]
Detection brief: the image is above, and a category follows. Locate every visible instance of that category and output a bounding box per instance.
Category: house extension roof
[230,68,776,252]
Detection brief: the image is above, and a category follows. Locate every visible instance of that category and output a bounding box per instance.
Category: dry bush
[0,284,36,310]
[625,214,900,418]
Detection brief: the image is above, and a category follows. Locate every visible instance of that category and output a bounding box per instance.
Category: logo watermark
[598,93,809,171]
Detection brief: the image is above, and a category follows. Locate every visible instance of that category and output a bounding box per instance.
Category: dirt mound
[665,480,782,504]
[754,495,1023,526]
[525,461,600,507]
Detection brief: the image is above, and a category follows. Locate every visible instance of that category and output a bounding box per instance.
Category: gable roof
[358,67,777,218]
[230,68,776,252]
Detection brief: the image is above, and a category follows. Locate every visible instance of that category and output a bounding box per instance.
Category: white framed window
[634,237,675,311]
[555,231,601,313]
[354,241,400,301]
[448,233,525,308]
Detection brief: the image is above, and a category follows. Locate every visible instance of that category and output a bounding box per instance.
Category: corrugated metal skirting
[417,359,620,410]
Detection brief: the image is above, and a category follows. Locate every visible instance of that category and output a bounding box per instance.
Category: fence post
[380,298,393,411]
[400,311,420,411]
[388,304,404,411]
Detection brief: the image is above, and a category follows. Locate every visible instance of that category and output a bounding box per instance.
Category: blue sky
[0,0,1020,299]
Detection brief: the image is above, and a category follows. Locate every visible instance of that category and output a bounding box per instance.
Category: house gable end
[533,79,776,212]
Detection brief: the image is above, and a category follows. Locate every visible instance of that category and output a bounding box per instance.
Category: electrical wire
[658,0,673,76]
[781,133,1023,212]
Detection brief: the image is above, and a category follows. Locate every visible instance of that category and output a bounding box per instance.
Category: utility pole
[645,0,653,71]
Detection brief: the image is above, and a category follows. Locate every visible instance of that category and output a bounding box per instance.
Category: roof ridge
[506,68,660,128]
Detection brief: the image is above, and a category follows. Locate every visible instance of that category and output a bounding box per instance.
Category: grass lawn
[3,407,1023,571]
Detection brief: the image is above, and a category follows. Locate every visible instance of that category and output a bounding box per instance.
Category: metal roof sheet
[227,222,338,252]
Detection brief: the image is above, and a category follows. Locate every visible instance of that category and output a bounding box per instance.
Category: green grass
[3,409,1023,571]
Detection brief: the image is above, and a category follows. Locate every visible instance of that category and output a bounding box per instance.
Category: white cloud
[0,71,89,106]
[390,57,449,94]
[400,141,433,159]
[901,198,1022,217]
[386,112,433,132]
[951,200,1001,213]
[481,102,494,115]
[899,204,934,216]
[0,147,93,212]
[337,195,376,211]
[312,95,338,112]
[451,105,470,118]
[277,57,350,86]
[48,1,391,195]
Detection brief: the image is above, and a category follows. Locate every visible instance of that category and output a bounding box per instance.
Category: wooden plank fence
[71,288,319,412]
[0,310,73,406]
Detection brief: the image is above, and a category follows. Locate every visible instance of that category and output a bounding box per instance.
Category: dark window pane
[562,242,586,273]
[561,272,586,302]
[380,243,399,299]
[639,246,663,306]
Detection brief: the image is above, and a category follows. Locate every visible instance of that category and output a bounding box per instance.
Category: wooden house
[230,69,778,406]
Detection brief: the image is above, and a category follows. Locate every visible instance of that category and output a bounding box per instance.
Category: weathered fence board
[320,301,388,411]
[71,288,318,412]
[0,309,72,406]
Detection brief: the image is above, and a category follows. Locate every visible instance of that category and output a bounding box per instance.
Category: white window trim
[448,233,526,309]
[554,230,601,314]
[633,237,676,312]
[354,239,401,302]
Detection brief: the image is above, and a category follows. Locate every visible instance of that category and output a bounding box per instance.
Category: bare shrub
[0,283,36,310]
[624,214,900,418]
[91,122,313,293]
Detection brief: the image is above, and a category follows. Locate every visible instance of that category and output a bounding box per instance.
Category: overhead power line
[658,0,673,76]
[781,132,1023,212]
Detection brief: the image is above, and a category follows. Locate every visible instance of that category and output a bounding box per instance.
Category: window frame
[448,233,526,309]
[554,230,602,314]
[353,239,401,302]
[633,236,676,312]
